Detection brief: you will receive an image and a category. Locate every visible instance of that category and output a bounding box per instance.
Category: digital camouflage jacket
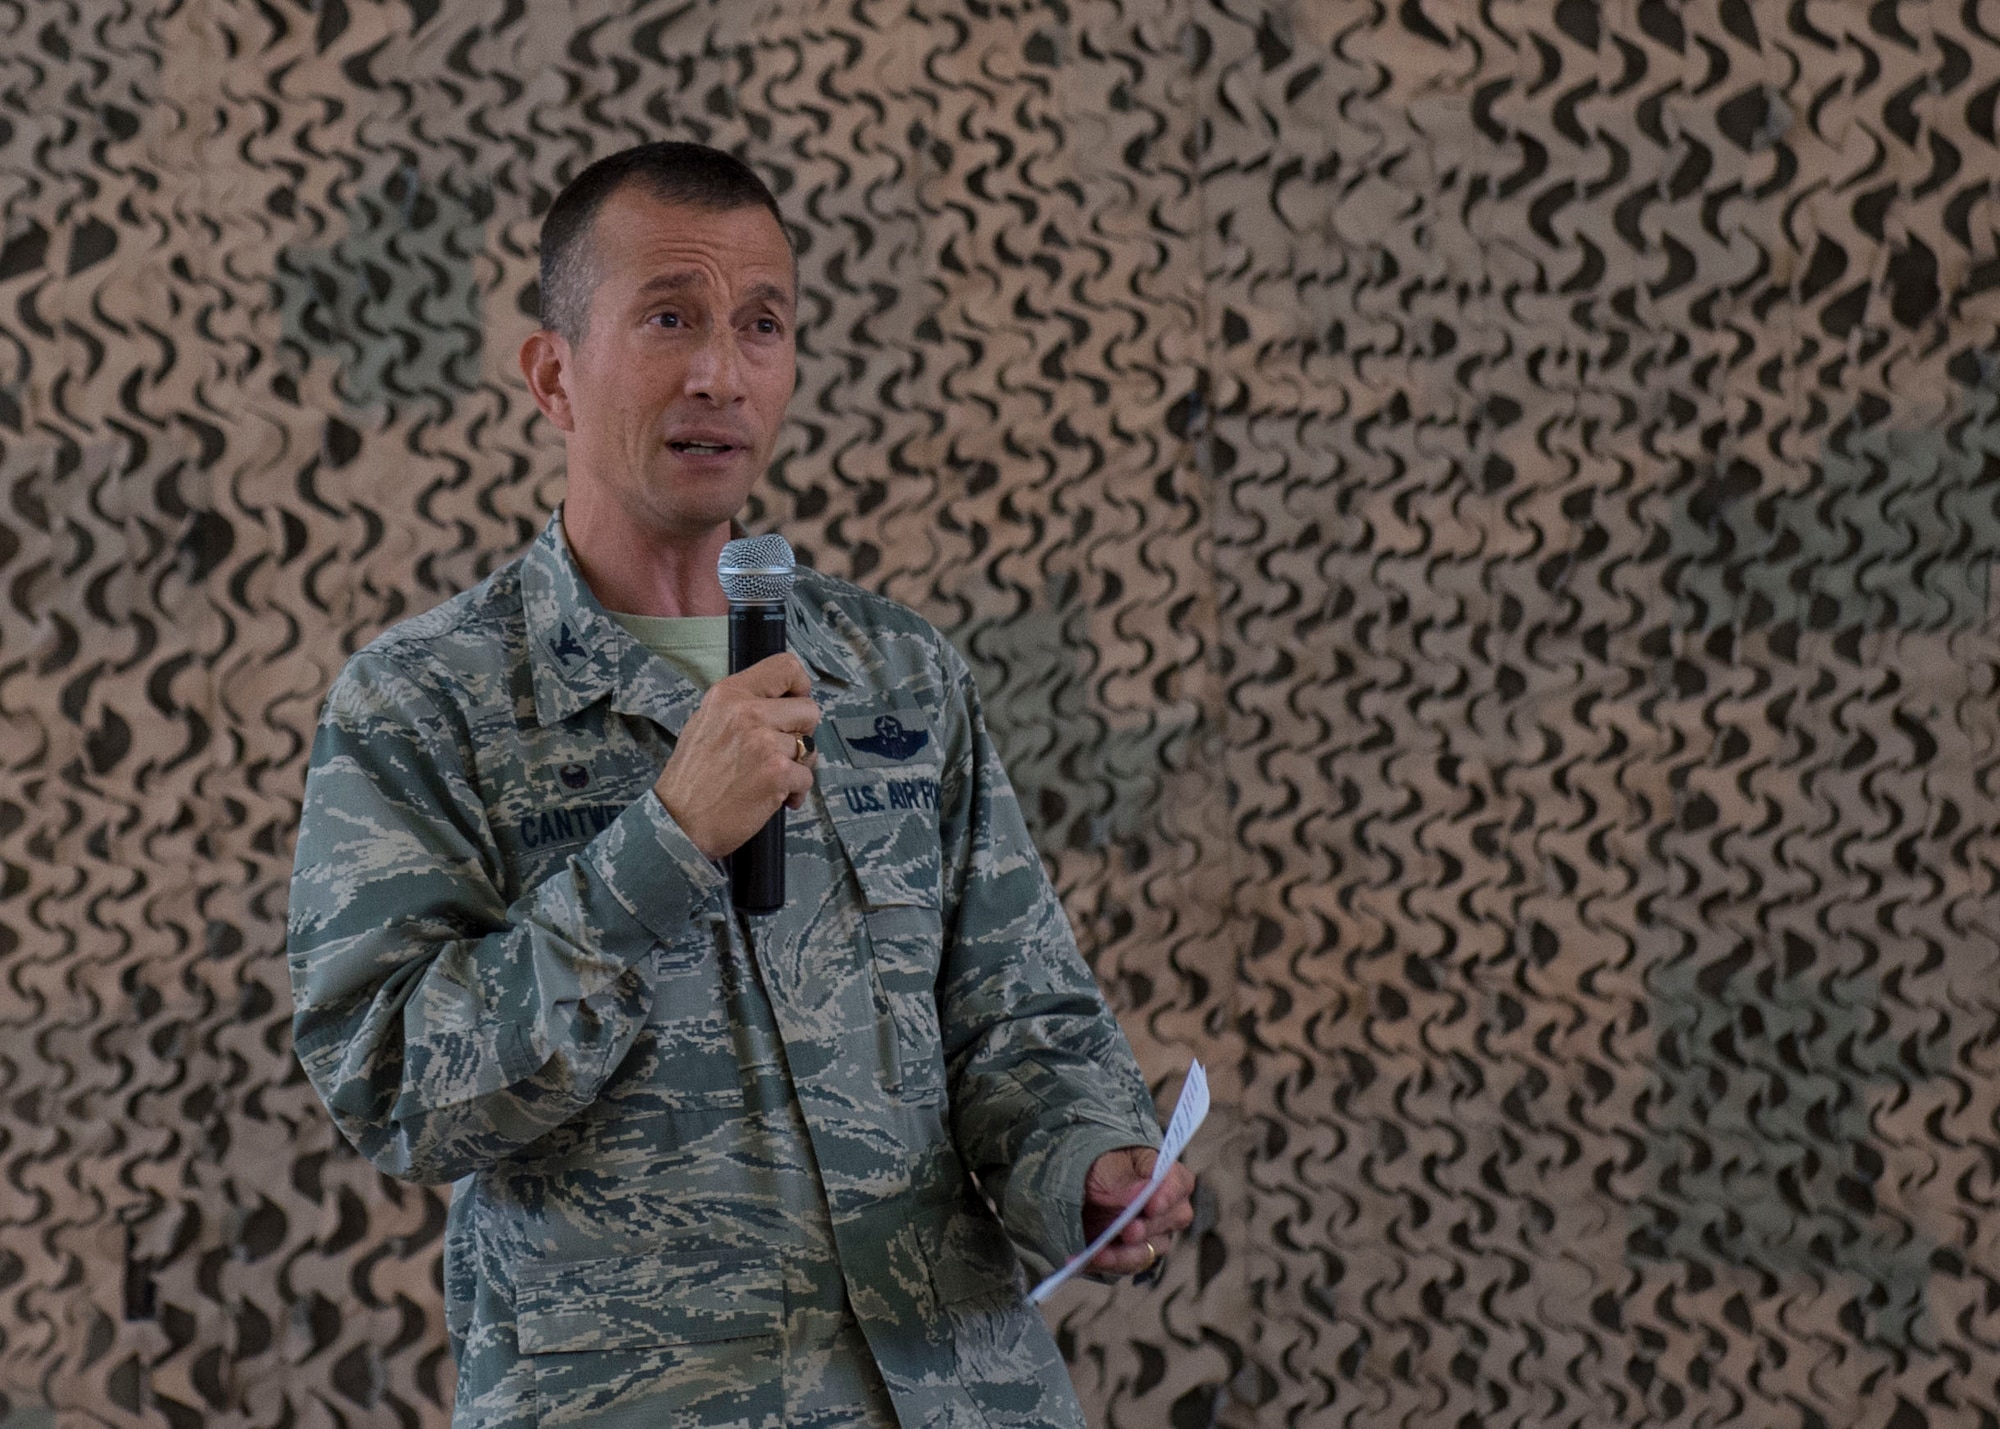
[287,510,1162,1428]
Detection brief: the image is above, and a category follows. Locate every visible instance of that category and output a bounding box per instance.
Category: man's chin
[653,497,759,546]
[648,467,761,532]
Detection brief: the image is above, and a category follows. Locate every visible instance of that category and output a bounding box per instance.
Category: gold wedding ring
[794,734,814,763]
[1141,1240,1159,1272]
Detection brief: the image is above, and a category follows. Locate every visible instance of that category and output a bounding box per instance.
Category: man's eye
[652,312,681,328]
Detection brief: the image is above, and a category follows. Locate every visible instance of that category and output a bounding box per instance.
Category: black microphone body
[728,602,787,913]
[718,535,797,915]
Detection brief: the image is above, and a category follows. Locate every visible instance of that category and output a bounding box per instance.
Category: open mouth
[669,441,735,456]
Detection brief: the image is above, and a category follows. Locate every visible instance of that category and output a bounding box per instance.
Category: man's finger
[1087,1174,1147,1212]
[754,694,822,736]
[1145,1165,1196,1218]
[1088,1163,1192,1221]
[1130,1203,1195,1241]
[1085,1243,1149,1276]
[730,650,814,697]
[1086,1233,1172,1279]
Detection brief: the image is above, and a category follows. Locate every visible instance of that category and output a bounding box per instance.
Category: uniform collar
[785,574,870,692]
[522,508,868,728]
[523,508,700,730]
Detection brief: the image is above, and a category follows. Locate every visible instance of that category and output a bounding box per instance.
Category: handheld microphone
[717,533,796,914]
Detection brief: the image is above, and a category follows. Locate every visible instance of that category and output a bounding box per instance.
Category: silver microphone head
[717,533,796,604]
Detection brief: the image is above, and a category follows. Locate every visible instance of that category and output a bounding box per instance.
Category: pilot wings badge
[849,714,930,761]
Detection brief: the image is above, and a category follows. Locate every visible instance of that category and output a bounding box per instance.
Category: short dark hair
[537,142,791,342]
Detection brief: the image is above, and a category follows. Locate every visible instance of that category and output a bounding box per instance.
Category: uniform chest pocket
[820,763,947,1102]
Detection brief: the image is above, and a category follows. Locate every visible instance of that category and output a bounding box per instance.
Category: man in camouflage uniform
[287,142,1194,1427]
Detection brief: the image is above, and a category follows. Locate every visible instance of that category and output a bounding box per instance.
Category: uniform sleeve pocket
[515,1249,781,1353]
[823,764,949,1101]
[865,906,948,1101]
[818,762,944,910]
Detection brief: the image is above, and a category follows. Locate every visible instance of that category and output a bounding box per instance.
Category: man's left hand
[1080,1147,1196,1279]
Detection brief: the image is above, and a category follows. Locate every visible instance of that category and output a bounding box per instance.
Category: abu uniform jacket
[287,510,1161,1427]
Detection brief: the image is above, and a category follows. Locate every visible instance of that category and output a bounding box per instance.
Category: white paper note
[1028,1060,1209,1303]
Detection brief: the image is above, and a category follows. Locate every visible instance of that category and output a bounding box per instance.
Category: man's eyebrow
[630,272,794,312]
[634,270,704,300]
[738,280,795,312]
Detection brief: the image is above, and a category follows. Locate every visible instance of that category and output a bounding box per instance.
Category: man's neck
[561,499,733,618]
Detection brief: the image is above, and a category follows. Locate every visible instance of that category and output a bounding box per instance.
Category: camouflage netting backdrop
[7,0,2000,1425]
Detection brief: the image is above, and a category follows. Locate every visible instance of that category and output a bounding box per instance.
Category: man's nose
[685,328,746,402]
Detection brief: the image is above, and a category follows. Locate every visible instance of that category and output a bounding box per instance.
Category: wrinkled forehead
[584,186,798,305]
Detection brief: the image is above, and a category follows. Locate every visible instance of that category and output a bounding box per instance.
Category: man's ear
[519,329,577,432]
